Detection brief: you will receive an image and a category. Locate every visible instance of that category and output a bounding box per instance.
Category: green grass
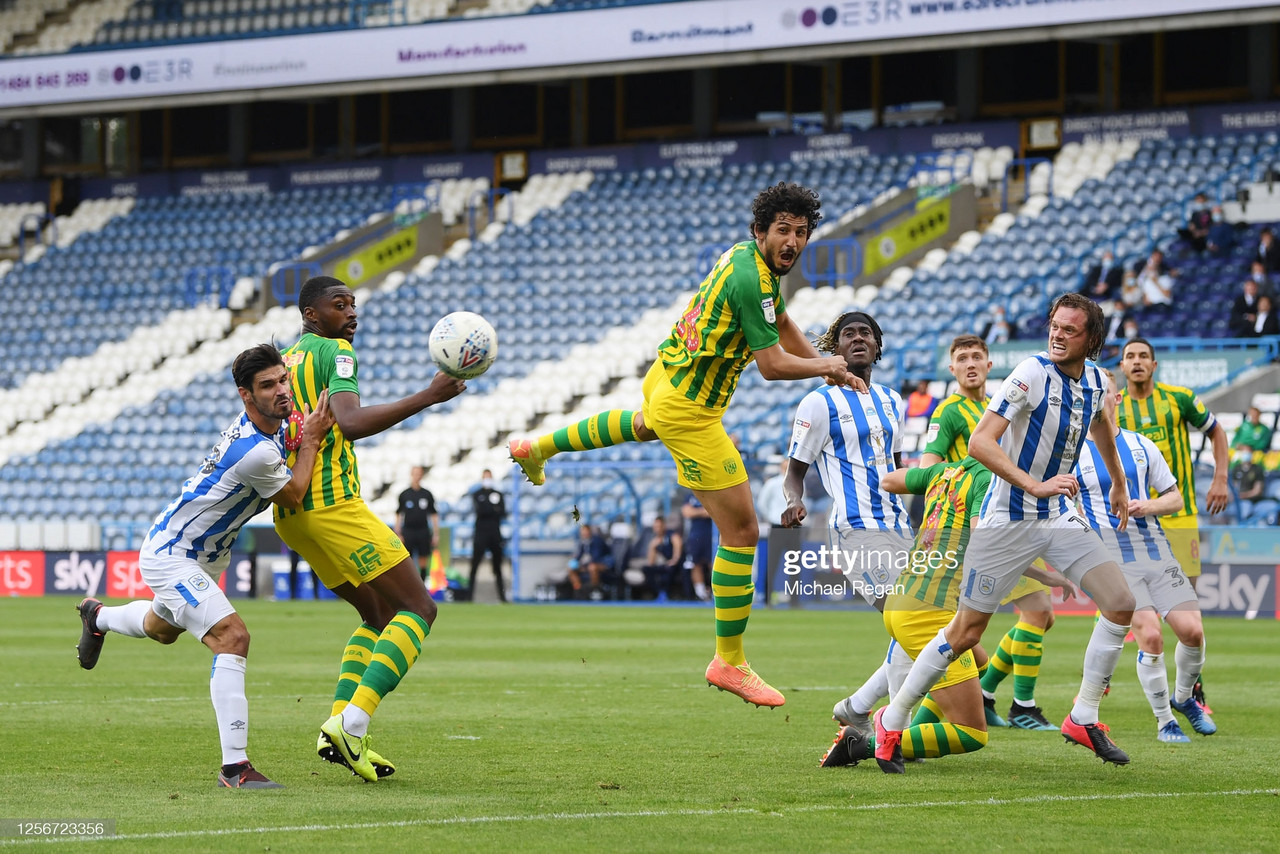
[2,598,1277,852]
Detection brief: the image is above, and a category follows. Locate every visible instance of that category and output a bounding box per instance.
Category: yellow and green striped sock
[349,612,430,719]
[533,411,638,461]
[1009,620,1045,704]
[980,625,1016,694]
[712,545,755,667]
[331,623,380,716]
[900,722,988,759]
[910,694,946,727]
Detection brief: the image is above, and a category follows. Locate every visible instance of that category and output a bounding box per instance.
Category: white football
[429,311,498,379]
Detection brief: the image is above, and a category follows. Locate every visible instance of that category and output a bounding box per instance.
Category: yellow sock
[533,410,638,460]
[712,545,755,667]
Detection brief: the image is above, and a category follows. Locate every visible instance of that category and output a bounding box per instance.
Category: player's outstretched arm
[1089,414,1129,530]
[1205,422,1231,515]
[781,457,810,527]
[270,390,334,509]
[754,342,865,391]
[967,410,1068,498]
[881,468,909,494]
[329,372,466,441]
[776,311,823,360]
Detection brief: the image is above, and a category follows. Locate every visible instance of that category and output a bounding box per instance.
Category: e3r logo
[349,544,383,577]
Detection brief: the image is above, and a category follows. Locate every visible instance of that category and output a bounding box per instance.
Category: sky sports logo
[781,2,904,29]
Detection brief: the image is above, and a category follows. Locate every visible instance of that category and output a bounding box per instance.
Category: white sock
[1071,616,1129,725]
[694,583,709,600]
[847,661,889,715]
[1013,697,1036,709]
[882,628,954,731]
[210,654,249,766]
[95,600,151,638]
[1173,641,1204,703]
[885,640,914,700]
[981,688,996,701]
[1136,650,1174,726]
[341,704,372,738]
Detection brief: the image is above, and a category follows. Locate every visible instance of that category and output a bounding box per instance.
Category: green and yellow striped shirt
[923,393,989,461]
[656,240,787,409]
[899,458,990,612]
[1116,382,1216,519]
[276,332,362,515]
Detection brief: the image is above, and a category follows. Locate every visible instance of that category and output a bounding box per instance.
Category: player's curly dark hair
[813,311,883,363]
[750,182,822,238]
[1047,292,1106,360]
[232,343,284,391]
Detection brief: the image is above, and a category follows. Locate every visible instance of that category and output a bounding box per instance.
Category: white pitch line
[1,788,1274,846]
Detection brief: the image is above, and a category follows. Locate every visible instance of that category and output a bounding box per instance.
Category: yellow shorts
[1001,559,1052,606]
[276,499,410,590]
[1162,516,1202,579]
[882,595,978,690]
[641,359,747,491]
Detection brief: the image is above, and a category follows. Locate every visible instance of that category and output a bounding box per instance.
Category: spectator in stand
[1234,406,1273,454]
[982,306,1013,345]
[1251,295,1280,338]
[1134,249,1175,308]
[1230,279,1262,337]
[1118,270,1143,311]
[905,380,939,419]
[568,523,614,600]
[641,516,684,602]
[1206,206,1236,257]
[1179,193,1213,253]
[1256,227,1280,274]
[1230,446,1266,521]
[1081,250,1124,302]
[1249,260,1276,299]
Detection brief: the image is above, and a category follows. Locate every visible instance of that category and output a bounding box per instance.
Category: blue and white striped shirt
[981,353,1105,522]
[1076,429,1177,564]
[145,412,291,570]
[789,382,911,534]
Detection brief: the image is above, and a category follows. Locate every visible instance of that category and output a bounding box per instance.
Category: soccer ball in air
[429,311,498,379]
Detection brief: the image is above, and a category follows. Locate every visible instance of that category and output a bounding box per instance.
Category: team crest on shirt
[761,298,776,324]
[188,573,211,592]
[1133,449,1146,465]
[335,354,355,378]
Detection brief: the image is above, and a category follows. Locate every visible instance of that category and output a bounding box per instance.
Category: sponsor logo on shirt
[761,298,776,324]
[335,354,355,378]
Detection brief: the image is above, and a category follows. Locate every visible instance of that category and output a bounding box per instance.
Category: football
[429,311,498,379]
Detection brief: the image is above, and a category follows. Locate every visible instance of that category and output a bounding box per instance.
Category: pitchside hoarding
[0,550,253,598]
[2,0,1276,113]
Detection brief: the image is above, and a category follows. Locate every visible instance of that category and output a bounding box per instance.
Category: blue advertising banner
[0,179,46,205]
[44,550,108,597]
[80,173,173,199]
[768,130,894,164]
[1061,109,1192,144]
[1194,101,1280,137]
[895,121,1019,153]
[530,145,638,174]
[1195,563,1275,618]
[390,153,493,183]
[635,137,764,170]
[172,166,277,196]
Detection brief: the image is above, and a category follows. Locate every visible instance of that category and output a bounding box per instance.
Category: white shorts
[832,527,913,606]
[139,548,237,640]
[959,512,1117,613]
[1121,558,1198,617]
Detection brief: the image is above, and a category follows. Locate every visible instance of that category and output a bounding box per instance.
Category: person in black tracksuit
[470,468,507,602]
[395,465,437,582]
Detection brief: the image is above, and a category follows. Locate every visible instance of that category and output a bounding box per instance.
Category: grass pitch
[1,597,1277,852]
